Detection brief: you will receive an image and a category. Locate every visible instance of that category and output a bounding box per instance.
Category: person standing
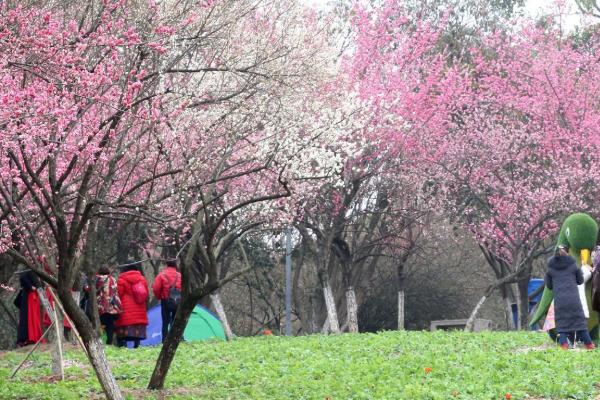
[152,260,182,342]
[14,270,43,346]
[546,244,595,350]
[592,244,600,312]
[96,266,122,345]
[114,263,148,348]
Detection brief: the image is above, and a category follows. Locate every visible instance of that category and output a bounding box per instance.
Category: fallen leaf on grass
[38,375,63,384]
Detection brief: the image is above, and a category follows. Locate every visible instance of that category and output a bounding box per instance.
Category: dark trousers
[117,337,140,348]
[558,329,593,346]
[63,327,72,342]
[100,313,119,345]
[161,302,177,342]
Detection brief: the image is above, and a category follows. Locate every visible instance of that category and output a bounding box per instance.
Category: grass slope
[0,331,599,399]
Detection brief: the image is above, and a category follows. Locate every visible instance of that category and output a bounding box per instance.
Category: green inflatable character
[530,213,599,342]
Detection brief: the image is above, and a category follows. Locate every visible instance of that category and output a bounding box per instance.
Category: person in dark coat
[546,244,595,350]
[593,245,600,312]
[114,263,148,348]
[14,270,44,346]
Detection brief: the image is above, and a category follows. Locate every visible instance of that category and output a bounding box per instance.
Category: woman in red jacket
[114,263,148,348]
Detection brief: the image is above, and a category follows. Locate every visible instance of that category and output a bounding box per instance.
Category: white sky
[525,0,593,30]
[306,0,595,30]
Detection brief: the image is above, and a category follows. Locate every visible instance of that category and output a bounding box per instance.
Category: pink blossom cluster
[0,283,15,292]
[349,1,600,265]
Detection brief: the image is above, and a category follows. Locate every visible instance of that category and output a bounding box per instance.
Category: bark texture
[56,288,124,400]
[86,337,124,400]
[211,292,234,339]
[345,286,359,333]
[323,284,340,333]
[465,295,488,332]
[397,290,405,331]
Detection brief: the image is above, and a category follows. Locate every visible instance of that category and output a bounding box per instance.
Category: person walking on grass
[96,266,122,345]
[115,262,148,348]
[545,244,595,350]
[14,270,43,347]
[152,260,182,342]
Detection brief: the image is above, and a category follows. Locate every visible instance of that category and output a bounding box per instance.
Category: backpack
[163,272,181,310]
[108,277,122,314]
[132,281,148,304]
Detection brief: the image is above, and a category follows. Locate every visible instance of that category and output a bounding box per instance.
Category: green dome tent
[136,304,226,346]
[184,305,227,341]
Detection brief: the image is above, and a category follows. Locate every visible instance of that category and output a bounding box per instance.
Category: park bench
[429,318,492,332]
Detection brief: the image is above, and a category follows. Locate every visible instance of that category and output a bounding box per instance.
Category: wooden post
[52,305,65,379]
[37,288,64,379]
[10,322,54,379]
[47,287,88,357]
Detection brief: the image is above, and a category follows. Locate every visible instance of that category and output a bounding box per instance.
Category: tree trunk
[345,286,358,333]
[517,276,530,330]
[247,281,254,336]
[322,283,340,333]
[210,292,234,339]
[466,275,514,332]
[0,296,18,328]
[514,283,521,330]
[309,290,318,334]
[148,296,197,390]
[71,291,82,343]
[56,288,124,400]
[398,291,405,330]
[292,245,305,331]
[199,294,211,308]
[499,284,513,330]
[321,317,330,333]
[397,262,406,330]
[86,337,123,400]
[88,272,101,333]
[504,296,513,330]
[465,294,488,332]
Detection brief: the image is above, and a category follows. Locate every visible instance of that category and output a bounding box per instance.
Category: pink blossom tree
[0,2,186,397]
[127,1,349,389]
[346,0,472,328]
[349,0,600,330]
[424,19,600,329]
[0,0,341,396]
[297,123,429,333]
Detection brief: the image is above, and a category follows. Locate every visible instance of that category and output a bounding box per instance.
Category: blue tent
[126,304,226,347]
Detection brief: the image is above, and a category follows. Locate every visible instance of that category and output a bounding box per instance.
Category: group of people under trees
[13,220,600,351]
[14,260,182,348]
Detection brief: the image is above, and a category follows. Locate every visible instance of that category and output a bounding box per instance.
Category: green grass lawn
[0,331,599,399]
